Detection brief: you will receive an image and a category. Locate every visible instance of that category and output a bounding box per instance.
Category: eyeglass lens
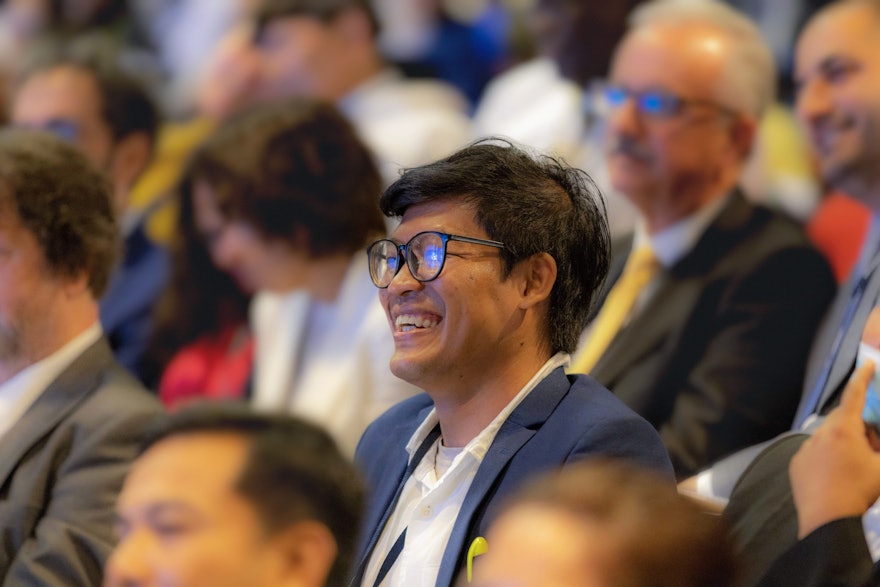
[368,232,449,288]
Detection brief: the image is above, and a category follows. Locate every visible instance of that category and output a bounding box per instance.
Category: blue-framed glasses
[367,231,506,288]
[15,119,81,143]
[592,83,737,120]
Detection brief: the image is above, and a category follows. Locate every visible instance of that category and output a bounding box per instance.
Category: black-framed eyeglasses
[591,82,738,120]
[367,231,506,288]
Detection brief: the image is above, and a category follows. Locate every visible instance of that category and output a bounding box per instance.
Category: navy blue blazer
[100,219,169,381]
[351,367,673,587]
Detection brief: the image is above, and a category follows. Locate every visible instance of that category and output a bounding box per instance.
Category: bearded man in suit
[0,129,164,585]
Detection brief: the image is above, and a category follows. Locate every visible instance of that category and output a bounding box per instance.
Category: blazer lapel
[352,404,435,586]
[592,192,755,387]
[435,368,571,587]
[817,249,880,410]
[592,269,700,385]
[0,339,112,485]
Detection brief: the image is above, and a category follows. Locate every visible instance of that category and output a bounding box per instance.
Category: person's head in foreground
[103,403,364,587]
[471,460,737,587]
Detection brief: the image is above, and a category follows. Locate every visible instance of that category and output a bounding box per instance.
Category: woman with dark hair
[152,97,417,454]
[143,167,254,404]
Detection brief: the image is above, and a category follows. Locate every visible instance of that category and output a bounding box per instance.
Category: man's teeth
[395,314,439,332]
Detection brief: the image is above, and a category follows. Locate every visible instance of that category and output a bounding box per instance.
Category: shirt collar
[0,322,103,438]
[633,192,732,268]
[404,352,570,463]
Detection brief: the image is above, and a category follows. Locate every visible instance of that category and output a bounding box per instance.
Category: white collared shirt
[635,192,732,269]
[0,323,102,439]
[361,353,570,587]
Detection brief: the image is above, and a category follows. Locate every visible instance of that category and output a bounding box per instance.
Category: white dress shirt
[0,323,102,439]
[361,353,570,587]
[251,254,419,456]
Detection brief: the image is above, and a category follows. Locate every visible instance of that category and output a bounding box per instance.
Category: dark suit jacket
[795,241,880,425]
[0,337,165,586]
[723,433,807,586]
[589,192,835,477]
[755,517,879,587]
[716,235,880,584]
[100,219,169,381]
[351,367,673,587]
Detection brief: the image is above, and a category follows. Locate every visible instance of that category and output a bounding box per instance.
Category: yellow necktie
[571,246,658,374]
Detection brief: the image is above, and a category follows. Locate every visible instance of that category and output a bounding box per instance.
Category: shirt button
[420,505,433,518]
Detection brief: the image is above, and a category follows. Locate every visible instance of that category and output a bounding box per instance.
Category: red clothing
[158,325,253,409]
[807,192,872,284]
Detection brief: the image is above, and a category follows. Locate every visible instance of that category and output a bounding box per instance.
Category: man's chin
[389,356,429,388]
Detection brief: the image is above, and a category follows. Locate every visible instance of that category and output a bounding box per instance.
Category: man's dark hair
[0,129,116,297]
[187,97,385,256]
[141,403,364,587]
[502,460,738,587]
[254,0,380,40]
[22,48,160,146]
[380,139,611,354]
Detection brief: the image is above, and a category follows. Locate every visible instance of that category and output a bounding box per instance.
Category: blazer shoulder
[694,200,834,288]
[69,360,166,438]
[555,375,674,475]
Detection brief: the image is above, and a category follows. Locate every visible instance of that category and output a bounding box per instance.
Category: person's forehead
[0,200,31,240]
[797,4,880,72]
[261,12,332,37]
[123,432,251,502]
[13,66,104,123]
[393,198,482,238]
[613,24,728,92]
[486,503,612,583]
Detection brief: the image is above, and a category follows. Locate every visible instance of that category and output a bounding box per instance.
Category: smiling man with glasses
[567,0,835,478]
[352,139,673,587]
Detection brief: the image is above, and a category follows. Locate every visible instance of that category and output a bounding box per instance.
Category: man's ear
[729,114,757,162]
[62,270,92,300]
[516,252,557,310]
[272,520,338,587]
[109,131,153,215]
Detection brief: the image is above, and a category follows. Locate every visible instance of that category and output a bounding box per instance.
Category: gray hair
[628,0,776,120]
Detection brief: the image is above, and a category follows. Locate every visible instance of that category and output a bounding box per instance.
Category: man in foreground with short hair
[352,140,672,587]
[0,129,164,585]
[104,403,364,587]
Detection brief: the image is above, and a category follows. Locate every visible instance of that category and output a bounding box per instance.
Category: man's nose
[103,530,153,587]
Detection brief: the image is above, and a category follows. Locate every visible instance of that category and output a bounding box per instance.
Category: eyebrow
[115,501,202,524]
[794,55,858,86]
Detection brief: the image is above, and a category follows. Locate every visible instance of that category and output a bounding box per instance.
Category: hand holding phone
[856,342,880,432]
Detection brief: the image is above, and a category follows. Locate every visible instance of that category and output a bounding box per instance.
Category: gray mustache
[605,137,653,162]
